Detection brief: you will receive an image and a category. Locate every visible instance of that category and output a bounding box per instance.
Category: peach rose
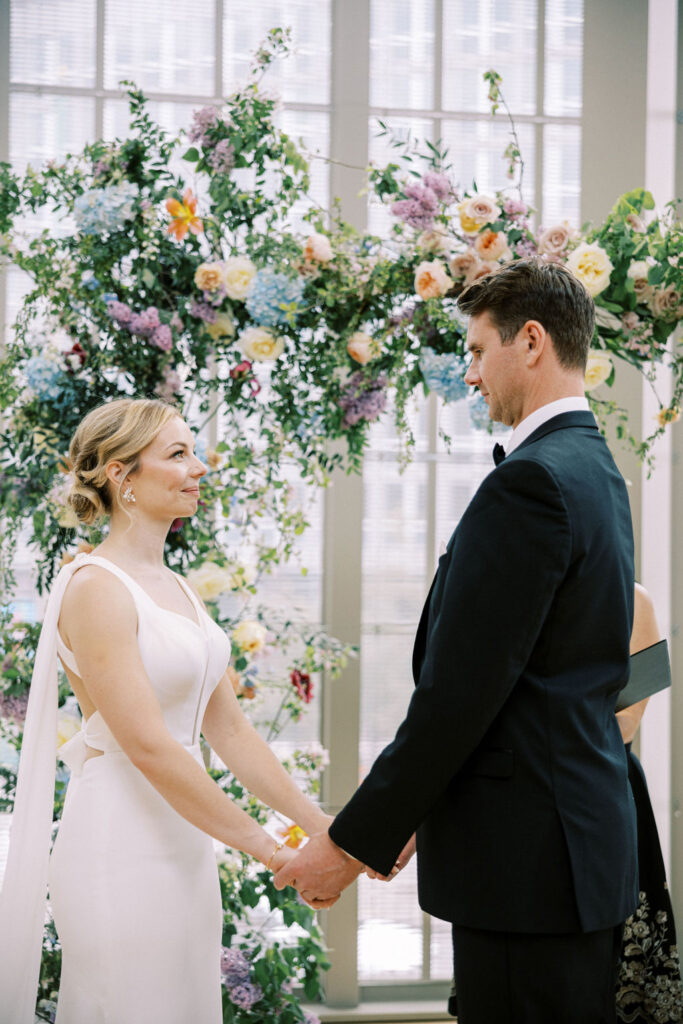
[347,330,379,365]
[449,250,482,283]
[303,232,333,263]
[414,259,452,299]
[474,229,510,262]
[417,226,451,254]
[537,224,572,258]
[194,262,225,293]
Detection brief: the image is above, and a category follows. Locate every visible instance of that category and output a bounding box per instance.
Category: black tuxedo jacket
[330,411,638,934]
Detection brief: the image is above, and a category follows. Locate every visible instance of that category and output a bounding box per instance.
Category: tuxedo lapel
[513,410,598,454]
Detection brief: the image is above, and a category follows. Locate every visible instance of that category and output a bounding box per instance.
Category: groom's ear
[521,320,546,367]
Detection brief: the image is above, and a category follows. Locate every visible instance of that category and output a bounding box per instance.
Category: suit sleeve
[329,458,572,874]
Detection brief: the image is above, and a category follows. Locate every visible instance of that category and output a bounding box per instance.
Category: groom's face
[464,312,526,428]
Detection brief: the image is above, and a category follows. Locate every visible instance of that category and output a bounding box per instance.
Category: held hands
[364,833,417,881]
[272,830,363,909]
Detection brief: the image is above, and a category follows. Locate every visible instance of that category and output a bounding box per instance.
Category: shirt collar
[505,397,591,456]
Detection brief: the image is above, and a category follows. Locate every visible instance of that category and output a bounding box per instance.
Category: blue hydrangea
[467,392,510,436]
[245,270,304,327]
[24,355,64,401]
[73,181,138,235]
[418,347,469,403]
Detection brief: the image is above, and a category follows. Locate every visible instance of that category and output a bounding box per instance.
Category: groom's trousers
[451,922,623,1024]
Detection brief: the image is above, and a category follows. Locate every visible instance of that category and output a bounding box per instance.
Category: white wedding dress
[0,553,231,1024]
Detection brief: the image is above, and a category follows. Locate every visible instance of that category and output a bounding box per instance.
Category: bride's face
[122,416,207,521]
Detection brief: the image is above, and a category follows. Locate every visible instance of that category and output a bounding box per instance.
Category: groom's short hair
[457,258,594,370]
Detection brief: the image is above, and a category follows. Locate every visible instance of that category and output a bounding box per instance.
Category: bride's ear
[104,460,128,490]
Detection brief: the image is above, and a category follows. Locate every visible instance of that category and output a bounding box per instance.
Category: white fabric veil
[0,558,83,1023]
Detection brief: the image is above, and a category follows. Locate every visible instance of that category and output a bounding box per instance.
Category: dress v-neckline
[82,554,203,631]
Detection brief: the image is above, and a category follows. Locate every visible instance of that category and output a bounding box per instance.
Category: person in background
[615,584,683,1024]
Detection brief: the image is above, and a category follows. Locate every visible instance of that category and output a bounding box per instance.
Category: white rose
[566,243,614,297]
[584,349,613,391]
[186,561,234,601]
[223,257,257,301]
[303,232,333,263]
[458,195,501,234]
[233,619,267,653]
[347,330,379,365]
[238,326,285,362]
[627,260,652,302]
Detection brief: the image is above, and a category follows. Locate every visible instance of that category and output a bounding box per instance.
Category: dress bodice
[57,554,231,773]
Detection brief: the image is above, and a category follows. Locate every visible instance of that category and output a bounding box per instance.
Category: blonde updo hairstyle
[67,398,179,525]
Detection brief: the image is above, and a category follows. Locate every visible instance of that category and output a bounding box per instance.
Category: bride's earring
[123,486,136,504]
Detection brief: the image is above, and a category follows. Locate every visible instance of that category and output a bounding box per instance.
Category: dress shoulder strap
[72,554,143,605]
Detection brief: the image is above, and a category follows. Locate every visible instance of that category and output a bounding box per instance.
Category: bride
[0,397,336,1024]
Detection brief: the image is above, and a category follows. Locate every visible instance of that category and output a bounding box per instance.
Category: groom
[275,259,638,1023]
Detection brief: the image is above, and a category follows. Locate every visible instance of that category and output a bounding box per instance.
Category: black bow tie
[493,443,506,466]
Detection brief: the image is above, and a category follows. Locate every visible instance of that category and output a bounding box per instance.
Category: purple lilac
[151,325,173,351]
[228,983,263,1010]
[207,139,235,174]
[0,692,29,722]
[188,105,220,145]
[503,198,529,218]
[189,300,218,324]
[339,371,388,428]
[220,947,251,987]
[107,300,133,326]
[155,368,183,402]
[129,307,161,337]
[514,238,537,258]
[303,1013,322,1024]
[422,171,454,202]
[391,182,439,230]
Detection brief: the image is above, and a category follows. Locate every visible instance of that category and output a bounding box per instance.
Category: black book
[616,639,671,712]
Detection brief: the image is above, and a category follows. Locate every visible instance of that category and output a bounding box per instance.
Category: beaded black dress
[616,642,682,1022]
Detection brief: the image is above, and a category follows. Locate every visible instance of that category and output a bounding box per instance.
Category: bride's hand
[365,833,417,881]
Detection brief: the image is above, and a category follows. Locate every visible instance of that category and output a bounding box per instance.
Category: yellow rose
[223,256,257,301]
[566,243,614,297]
[584,350,613,391]
[238,326,285,362]
[233,620,267,653]
[414,259,452,300]
[186,561,233,601]
[347,330,379,365]
[194,262,225,293]
[205,311,235,341]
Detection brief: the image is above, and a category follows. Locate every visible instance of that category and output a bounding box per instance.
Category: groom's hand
[364,832,417,881]
[272,830,363,906]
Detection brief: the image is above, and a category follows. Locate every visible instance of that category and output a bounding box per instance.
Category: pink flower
[422,171,455,202]
[151,325,173,351]
[537,224,573,258]
[449,250,483,284]
[503,198,528,218]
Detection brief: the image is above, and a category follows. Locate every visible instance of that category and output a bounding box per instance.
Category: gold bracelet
[265,841,285,871]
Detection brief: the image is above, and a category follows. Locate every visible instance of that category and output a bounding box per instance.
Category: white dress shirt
[504,396,591,456]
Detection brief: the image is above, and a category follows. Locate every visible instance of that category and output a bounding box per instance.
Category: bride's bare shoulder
[61,564,136,624]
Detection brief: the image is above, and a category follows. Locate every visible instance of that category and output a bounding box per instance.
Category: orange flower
[165,188,203,241]
[277,823,308,849]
